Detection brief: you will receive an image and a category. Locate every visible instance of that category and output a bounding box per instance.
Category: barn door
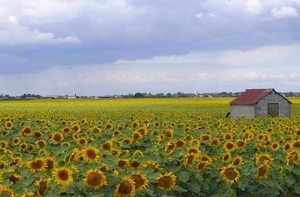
[268,103,279,117]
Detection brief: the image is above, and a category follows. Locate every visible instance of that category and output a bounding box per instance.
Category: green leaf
[177,171,190,183]
[174,185,188,192]
[222,188,236,197]
[294,184,300,194]
[237,176,248,191]
[283,176,295,186]
[293,169,300,175]
[187,181,200,194]
[146,144,157,152]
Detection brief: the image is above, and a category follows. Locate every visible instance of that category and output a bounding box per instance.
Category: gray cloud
[0,1,299,95]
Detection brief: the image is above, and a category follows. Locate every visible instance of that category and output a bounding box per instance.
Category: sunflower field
[1,98,300,197]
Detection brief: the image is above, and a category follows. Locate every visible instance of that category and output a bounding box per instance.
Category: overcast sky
[0,0,300,96]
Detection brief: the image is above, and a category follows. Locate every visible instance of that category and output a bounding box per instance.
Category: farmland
[1,98,300,196]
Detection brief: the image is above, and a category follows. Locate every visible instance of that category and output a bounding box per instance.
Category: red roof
[230,89,275,105]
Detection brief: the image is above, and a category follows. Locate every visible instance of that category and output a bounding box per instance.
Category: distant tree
[166,93,172,98]
[156,93,165,98]
[134,92,144,98]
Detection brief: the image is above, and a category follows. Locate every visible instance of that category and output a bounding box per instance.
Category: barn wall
[230,105,255,118]
[256,91,291,117]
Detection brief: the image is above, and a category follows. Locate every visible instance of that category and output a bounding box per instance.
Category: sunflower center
[117,160,127,168]
[58,170,69,180]
[87,150,96,159]
[39,180,48,195]
[53,134,62,141]
[118,180,133,194]
[87,172,102,186]
[158,176,172,188]
[224,168,237,180]
[132,174,144,188]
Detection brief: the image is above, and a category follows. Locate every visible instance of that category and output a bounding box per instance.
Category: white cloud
[245,0,263,14]
[1,43,299,95]
[0,15,80,45]
[271,6,299,18]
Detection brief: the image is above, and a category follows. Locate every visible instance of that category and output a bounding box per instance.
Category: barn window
[268,103,279,117]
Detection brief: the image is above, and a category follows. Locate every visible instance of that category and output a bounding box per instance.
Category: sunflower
[255,154,273,165]
[99,164,109,172]
[154,122,161,128]
[111,149,122,157]
[77,138,87,146]
[223,133,232,141]
[34,131,43,138]
[82,146,99,162]
[123,138,133,145]
[164,141,177,153]
[286,151,300,166]
[52,167,73,186]
[116,159,129,169]
[130,160,141,170]
[27,158,47,173]
[51,132,64,144]
[270,142,280,151]
[156,172,176,192]
[83,169,107,190]
[132,172,149,191]
[38,149,49,156]
[236,140,246,149]
[105,123,113,130]
[90,126,101,134]
[137,127,148,136]
[224,142,236,152]
[293,140,300,149]
[132,131,143,141]
[72,124,81,132]
[60,142,70,147]
[4,121,13,129]
[62,127,71,134]
[201,154,213,163]
[115,176,136,197]
[176,139,186,148]
[220,165,240,184]
[45,157,56,169]
[232,156,244,166]
[132,150,144,158]
[27,144,35,152]
[0,185,14,196]
[222,152,231,163]
[144,160,160,172]
[165,129,173,138]
[200,134,211,142]
[35,178,51,196]
[211,138,220,148]
[196,161,209,172]
[19,143,28,151]
[9,173,22,186]
[132,121,139,129]
[102,141,112,150]
[113,170,119,178]
[0,162,7,169]
[188,147,200,156]
[12,137,21,146]
[255,163,270,179]
[21,126,34,137]
[0,140,8,148]
[283,143,292,151]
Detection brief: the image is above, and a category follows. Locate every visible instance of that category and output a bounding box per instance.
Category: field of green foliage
[1,97,300,197]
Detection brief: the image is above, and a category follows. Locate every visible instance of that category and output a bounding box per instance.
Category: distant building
[230,88,292,118]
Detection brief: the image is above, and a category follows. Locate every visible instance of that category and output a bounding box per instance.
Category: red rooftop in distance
[230,88,275,105]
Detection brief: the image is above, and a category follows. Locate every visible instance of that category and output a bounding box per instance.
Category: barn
[230,88,292,118]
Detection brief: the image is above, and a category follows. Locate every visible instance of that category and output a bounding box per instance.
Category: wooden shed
[230,88,292,118]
